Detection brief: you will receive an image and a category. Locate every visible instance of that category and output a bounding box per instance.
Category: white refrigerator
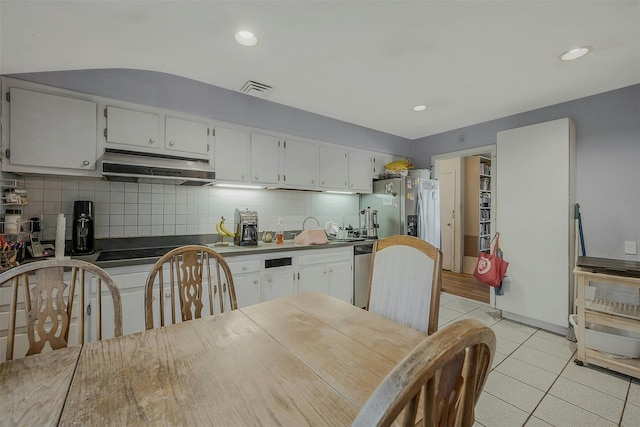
[360,177,440,248]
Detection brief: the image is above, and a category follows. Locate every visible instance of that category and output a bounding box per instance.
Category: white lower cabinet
[98,246,354,334]
[228,255,296,306]
[228,247,353,307]
[328,260,354,303]
[262,266,296,302]
[100,262,236,335]
[95,265,152,339]
[298,248,353,304]
[298,263,331,295]
[228,258,262,307]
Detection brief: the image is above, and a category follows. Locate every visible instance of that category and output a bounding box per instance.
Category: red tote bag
[473,233,509,288]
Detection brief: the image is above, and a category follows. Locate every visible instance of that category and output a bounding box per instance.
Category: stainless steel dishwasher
[353,242,374,308]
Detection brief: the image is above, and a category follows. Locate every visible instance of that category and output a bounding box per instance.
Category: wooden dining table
[1,292,426,426]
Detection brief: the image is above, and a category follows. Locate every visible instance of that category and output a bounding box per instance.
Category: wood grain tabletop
[3,292,425,426]
[0,346,81,426]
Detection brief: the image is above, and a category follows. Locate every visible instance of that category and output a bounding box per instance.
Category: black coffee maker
[72,201,95,255]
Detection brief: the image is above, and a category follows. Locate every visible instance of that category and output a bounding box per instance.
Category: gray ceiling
[1,1,638,140]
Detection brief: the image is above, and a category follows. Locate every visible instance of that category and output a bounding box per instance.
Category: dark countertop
[20,233,376,270]
[74,239,375,269]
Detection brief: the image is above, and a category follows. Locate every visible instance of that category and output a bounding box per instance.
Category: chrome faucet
[302,216,320,230]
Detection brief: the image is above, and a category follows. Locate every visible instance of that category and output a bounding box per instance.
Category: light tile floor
[437,292,640,427]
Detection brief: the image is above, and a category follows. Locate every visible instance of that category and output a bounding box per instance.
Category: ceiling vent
[240,80,273,96]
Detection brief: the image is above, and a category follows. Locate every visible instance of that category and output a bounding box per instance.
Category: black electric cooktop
[96,246,180,262]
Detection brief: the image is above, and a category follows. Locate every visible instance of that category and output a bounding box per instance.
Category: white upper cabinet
[5,87,98,174]
[164,116,209,156]
[372,152,394,178]
[348,151,373,193]
[283,139,319,189]
[1,78,404,189]
[105,108,210,158]
[250,133,280,185]
[214,126,249,183]
[319,146,348,190]
[105,106,161,151]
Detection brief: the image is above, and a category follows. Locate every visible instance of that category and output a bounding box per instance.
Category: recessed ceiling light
[559,46,592,61]
[235,31,258,47]
[412,105,428,112]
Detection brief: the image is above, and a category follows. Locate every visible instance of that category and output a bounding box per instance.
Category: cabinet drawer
[229,260,261,275]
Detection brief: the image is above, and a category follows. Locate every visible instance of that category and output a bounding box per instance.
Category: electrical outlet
[625,241,637,255]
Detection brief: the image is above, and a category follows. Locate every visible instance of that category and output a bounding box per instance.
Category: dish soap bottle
[275,218,284,245]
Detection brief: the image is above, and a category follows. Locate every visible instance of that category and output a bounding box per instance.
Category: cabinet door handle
[255,175,259,180]
[242,266,247,271]
[82,160,90,166]
[268,277,273,283]
[169,141,175,146]
[253,279,259,285]
[149,138,156,144]
[165,293,171,299]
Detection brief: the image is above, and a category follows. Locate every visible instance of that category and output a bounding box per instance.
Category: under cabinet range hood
[100,149,215,186]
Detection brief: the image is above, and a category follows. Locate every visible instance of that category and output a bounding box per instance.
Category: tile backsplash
[20,177,360,241]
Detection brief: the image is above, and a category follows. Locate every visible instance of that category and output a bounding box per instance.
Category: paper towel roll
[55,213,65,259]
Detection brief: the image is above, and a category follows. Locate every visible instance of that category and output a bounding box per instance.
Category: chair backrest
[0,258,123,361]
[144,245,237,329]
[366,235,443,334]
[352,318,496,427]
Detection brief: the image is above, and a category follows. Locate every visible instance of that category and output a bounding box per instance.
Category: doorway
[432,145,496,303]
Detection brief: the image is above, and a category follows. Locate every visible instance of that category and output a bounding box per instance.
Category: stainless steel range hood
[100,149,215,186]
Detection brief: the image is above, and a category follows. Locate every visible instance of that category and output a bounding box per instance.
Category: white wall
[21,176,359,241]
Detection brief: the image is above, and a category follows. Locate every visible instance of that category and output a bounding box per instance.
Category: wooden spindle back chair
[144,245,237,329]
[1,258,123,361]
[352,319,496,427]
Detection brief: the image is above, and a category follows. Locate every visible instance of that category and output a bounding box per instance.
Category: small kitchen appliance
[234,209,258,246]
[72,200,95,255]
[360,207,379,239]
[27,217,55,258]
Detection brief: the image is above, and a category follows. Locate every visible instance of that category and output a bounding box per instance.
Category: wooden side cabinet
[574,266,640,379]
